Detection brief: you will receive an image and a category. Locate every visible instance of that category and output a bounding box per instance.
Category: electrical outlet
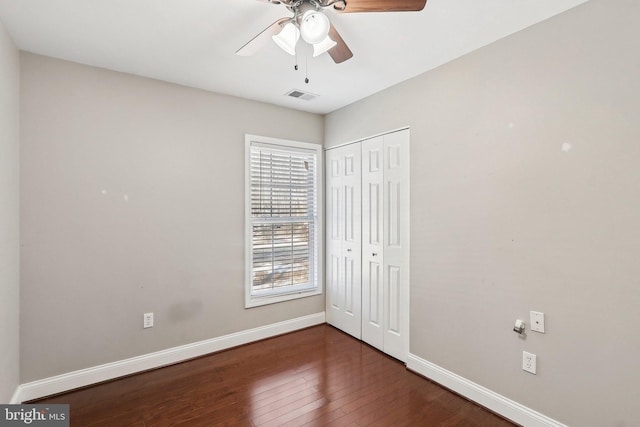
[523,351,537,374]
[530,311,545,333]
[143,312,154,329]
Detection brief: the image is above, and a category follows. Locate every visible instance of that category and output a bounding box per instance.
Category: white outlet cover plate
[530,311,545,333]
[143,312,154,328]
[523,351,537,374]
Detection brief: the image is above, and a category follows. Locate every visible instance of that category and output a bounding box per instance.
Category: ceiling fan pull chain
[305,55,310,84]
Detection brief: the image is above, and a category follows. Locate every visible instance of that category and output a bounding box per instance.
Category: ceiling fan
[236,0,427,64]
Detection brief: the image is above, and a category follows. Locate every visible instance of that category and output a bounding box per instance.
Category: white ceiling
[0,0,590,114]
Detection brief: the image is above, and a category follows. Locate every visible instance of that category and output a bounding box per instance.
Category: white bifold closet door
[326,129,410,362]
[361,130,410,362]
[326,143,362,339]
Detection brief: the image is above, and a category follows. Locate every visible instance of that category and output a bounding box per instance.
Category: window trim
[244,134,323,308]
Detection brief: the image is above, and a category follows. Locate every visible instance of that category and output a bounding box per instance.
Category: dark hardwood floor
[32,324,517,426]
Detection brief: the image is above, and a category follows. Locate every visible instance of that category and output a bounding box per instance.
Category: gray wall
[20,53,325,382]
[0,19,20,403]
[325,0,639,425]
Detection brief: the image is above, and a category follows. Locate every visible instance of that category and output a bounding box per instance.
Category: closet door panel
[326,150,343,328]
[382,130,410,362]
[342,145,362,338]
[361,137,384,349]
[326,144,362,339]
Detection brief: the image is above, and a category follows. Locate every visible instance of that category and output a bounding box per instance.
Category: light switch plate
[530,311,545,333]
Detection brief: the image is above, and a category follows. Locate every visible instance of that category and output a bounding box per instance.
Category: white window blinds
[247,140,320,303]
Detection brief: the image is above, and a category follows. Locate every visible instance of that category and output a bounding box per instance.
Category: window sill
[245,287,322,308]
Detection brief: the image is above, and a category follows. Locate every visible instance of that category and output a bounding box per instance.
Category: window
[245,135,323,307]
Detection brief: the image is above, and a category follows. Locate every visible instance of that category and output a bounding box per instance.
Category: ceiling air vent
[285,89,318,101]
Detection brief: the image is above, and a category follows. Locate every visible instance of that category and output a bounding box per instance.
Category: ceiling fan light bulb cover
[300,11,330,44]
[272,23,299,55]
[313,35,337,57]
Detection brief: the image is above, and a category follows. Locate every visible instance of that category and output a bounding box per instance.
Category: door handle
[347,248,352,252]
[372,252,378,256]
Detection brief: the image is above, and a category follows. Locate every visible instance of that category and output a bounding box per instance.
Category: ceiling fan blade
[236,18,289,56]
[255,0,294,4]
[333,0,427,13]
[327,24,353,64]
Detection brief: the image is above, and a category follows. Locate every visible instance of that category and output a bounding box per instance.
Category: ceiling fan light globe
[272,23,299,55]
[313,35,337,57]
[300,11,330,45]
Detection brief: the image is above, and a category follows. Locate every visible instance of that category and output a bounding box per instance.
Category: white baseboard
[406,353,568,427]
[15,312,325,403]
